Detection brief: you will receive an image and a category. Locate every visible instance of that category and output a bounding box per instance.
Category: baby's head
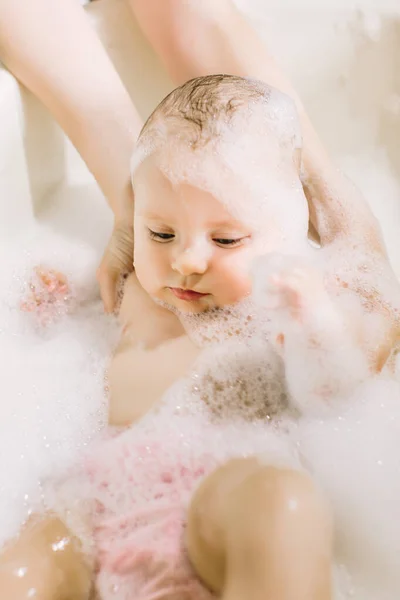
[131,74,309,314]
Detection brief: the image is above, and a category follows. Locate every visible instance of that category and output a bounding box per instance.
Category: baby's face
[133,160,265,314]
[133,146,308,314]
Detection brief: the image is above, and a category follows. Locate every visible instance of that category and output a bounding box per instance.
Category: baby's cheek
[221,263,252,304]
[232,272,253,301]
[135,243,162,294]
[134,255,154,294]
[135,265,158,297]
[216,251,250,299]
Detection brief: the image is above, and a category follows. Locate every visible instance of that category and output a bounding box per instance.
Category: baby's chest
[188,340,288,422]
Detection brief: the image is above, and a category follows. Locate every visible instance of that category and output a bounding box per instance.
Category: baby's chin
[170,296,216,315]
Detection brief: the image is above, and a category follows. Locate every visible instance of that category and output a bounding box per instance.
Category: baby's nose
[171,246,209,276]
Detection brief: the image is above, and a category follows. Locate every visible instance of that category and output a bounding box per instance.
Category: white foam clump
[43,254,400,600]
[0,227,119,546]
[295,378,400,598]
[250,251,370,414]
[248,238,400,598]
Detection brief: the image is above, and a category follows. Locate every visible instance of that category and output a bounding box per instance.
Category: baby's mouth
[168,288,209,302]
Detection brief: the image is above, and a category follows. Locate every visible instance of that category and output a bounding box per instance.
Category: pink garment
[83,429,218,600]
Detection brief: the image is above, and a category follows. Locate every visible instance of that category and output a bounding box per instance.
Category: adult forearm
[0,0,141,221]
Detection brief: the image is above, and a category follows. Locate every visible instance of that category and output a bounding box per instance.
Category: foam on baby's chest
[189,339,288,422]
[177,298,289,422]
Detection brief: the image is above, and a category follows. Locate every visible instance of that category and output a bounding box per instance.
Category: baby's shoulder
[119,273,185,349]
[109,334,200,426]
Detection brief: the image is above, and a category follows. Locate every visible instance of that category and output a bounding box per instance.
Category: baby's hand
[20,266,74,326]
[252,254,327,323]
[97,221,134,314]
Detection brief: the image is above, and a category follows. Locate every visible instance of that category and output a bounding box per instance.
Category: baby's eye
[213,237,245,248]
[148,229,175,242]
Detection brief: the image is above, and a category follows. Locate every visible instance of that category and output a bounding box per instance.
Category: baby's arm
[108,273,200,426]
[253,255,369,415]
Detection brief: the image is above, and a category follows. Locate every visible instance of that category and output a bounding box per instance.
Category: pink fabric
[84,433,217,600]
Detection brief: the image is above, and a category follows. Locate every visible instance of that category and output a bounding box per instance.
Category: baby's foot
[20,266,74,325]
[252,254,327,323]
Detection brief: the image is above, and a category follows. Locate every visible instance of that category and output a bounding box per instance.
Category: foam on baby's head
[131,75,308,242]
[132,74,302,167]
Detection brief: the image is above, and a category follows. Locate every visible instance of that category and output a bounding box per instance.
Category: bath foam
[46,285,300,600]
[190,339,288,422]
[295,378,400,598]
[251,248,372,414]
[131,80,302,178]
[0,226,119,546]
[132,83,309,247]
[155,295,291,422]
[39,251,400,600]
[2,166,400,599]
[179,242,400,599]
[29,155,399,600]
[51,363,299,600]
[45,272,366,599]
[156,141,308,245]
[54,289,400,600]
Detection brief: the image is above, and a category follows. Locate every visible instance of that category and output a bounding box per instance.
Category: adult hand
[97,220,134,313]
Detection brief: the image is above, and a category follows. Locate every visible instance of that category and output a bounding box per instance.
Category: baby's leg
[186,458,332,600]
[253,255,369,413]
[0,516,91,600]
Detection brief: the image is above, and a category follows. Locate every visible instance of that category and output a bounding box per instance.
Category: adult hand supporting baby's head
[97,220,134,313]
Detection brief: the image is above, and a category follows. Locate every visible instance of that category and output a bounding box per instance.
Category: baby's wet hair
[141,74,277,146]
[132,74,302,171]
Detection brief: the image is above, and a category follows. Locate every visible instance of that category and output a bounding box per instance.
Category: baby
[109,74,400,424]
[3,75,400,600]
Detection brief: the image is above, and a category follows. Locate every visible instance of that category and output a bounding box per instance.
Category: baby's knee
[186,457,261,591]
[200,462,332,546]
[241,466,333,552]
[250,466,330,522]
[186,460,331,592]
[259,466,319,502]
[0,516,91,600]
